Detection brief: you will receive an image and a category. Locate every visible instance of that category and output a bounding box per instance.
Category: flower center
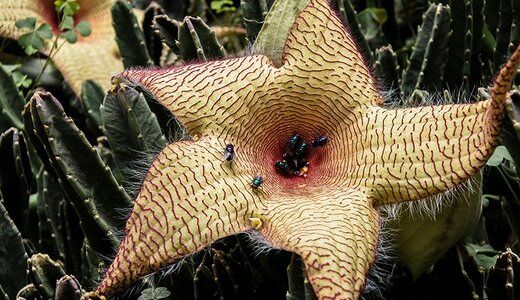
[274,134,327,178]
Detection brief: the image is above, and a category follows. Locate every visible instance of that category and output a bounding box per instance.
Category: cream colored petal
[260,188,379,300]
[280,0,383,107]
[97,136,261,296]
[0,0,46,40]
[351,102,492,203]
[349,45,520,204]
[52,39,122,93]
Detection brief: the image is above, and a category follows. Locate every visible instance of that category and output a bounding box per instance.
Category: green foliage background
[0,0,520,299]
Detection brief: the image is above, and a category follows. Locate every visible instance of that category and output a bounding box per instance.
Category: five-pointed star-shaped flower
[95,0,520,299]
[0,0,123,94]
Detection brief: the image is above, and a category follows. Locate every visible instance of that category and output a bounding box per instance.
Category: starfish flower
[96,0,520,299]
[0,0,122,94]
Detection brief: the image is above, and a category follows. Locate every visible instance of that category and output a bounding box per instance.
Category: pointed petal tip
[490,44,520,108]
[485,44,520,144]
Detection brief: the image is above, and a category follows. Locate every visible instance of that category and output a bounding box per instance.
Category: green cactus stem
[95,137,122,183]
[0,128,31,234]
[41,171,66,261]
[81,241,103,290]
[0,199,27,299]
[357,7,388,51]
[187,0,207,19]
[241,0,275,43]
[194,252,214,300]
[445,0,473,92]
[484,146,520,245]
[395,0,428,26]
[211,248,240,298]
[81,80,105,135]
[177,16,226,61]
[152,0,205,20]
[252,0,308,65]
[502,90,520,174]
[0,285,7,300]
[152,15,180,55]
[374,45,401,98]
[35,168,61,260]
[154,0,188,20]
[0,64,24,131]
[27,91,131,256]
[143,2,165,66]
[28,253,66,299]
[510,0,520,60]
[334,0,374,64]
[402,89,429,107]
[458,245,485,299]
[60,199,83,278]
[415,246,481,299]
[402,3,452,97]
[486,248,520,300]
[100,84,166,196]
[112,0,153,68]
[469,0,485,87]
[494,0,513,70]
[304,276,317,300]
[14,284,39,300]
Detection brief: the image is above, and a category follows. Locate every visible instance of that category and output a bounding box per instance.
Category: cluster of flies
[223,134,328,189]
[274,134,327,178]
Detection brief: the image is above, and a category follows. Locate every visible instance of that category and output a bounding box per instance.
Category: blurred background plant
[0,0,519,299]
[14,0,91,95]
